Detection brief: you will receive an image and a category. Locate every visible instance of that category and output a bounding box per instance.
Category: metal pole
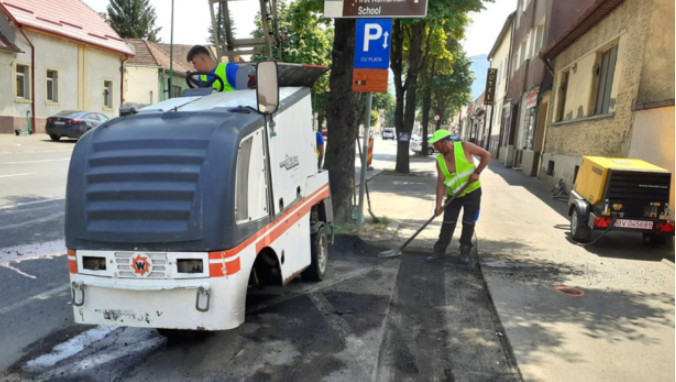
[357,92,373,232]
[486,104,495,151]
[169,0,175,98]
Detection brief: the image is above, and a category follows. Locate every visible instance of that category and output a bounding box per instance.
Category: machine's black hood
[65,108,264,251]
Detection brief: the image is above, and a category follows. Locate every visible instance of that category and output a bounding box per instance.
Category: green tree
[106,0,162,42]
[430,52,474,131]
[390,0,487,172]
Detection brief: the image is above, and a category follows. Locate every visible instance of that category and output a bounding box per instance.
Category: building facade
[487,12,515,158]
[124,40,192,106]
[0,0,132,134]
[540,0,675,215]
[500,0,595,172]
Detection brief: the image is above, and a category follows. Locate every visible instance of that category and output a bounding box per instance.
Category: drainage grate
[555,286,585,297]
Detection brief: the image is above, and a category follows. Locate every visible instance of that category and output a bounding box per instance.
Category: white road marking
[23,327,116,373]
[0,283,69,316]
[0,239,66,263]
[0,263,37,279]
[0,173,31,178]
[0,197,65,211]
[25,329,165,381]
[2,158,70,164]
[0,212,64,231]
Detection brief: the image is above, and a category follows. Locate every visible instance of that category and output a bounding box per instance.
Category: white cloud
[462,0,517,57]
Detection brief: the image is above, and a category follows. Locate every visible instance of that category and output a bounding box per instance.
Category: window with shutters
[555,71,569,122]
[592,45,618,115]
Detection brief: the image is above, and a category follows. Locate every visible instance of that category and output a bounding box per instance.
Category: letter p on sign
[363,23,382,52]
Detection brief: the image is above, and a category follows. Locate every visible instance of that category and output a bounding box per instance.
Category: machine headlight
[83,256,107,271]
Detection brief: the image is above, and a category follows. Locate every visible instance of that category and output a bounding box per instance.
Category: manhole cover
[555,286,585,297]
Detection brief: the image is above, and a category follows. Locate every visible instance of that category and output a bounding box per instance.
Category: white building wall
[124,66,159,105]
[0,28,123,133]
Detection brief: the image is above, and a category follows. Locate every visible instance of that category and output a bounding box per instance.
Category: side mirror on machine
[256,61,280,115]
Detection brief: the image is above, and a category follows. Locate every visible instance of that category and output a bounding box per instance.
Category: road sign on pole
[353,19,391,93]
[324,0,429,18]
[434,115,440,121]
[354,19,391,70]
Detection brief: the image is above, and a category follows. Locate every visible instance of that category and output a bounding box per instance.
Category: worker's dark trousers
[433,188,482,255]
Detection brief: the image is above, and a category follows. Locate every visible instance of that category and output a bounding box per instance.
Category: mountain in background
[469,54,489,101]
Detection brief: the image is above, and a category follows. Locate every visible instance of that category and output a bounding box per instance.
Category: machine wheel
[302,226,328,281]
[571,208,592,243]
[49,134,61,141]
[642,233,667,247]
[426,147,434,155]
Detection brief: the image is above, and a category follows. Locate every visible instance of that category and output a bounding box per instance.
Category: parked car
[410,134,460,155]
[46,110,109,141]
[382,127,396,140]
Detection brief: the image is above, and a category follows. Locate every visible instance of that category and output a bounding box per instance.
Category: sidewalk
[360,158,675,382]
[0,134,76,155]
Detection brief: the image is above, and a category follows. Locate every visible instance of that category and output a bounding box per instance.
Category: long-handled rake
[378,182,470,258]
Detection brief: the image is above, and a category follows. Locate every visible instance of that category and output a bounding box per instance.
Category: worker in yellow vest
[426,130,491,264]
[187,45,239,92]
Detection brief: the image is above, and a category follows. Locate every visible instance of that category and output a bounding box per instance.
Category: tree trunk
[395,23,425,173]
[324,19,360,223]
[421,87,432,156]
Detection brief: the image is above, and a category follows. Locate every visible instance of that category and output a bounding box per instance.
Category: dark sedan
[46,110,109,141]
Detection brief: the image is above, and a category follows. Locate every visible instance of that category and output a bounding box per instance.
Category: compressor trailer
[569,156,674,245]
[65,62,334,331]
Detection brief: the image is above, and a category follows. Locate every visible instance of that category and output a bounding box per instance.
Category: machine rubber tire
[302,227,328,281]
[426,147,434,155]
[642,233,667,247]
[49,134,61,141]
[571,208,592,243]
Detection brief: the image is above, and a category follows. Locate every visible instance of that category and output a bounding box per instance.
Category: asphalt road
[0,136,519,381]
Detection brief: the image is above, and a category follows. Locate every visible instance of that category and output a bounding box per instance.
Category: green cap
[428,130,452,144]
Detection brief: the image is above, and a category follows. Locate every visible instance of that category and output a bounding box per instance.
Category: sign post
[484,68,497,151]
[354,18,391,232]
[324,0,429,18]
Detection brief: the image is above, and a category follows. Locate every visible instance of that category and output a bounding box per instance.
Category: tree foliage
[390,0,487,172]
[252,0,333,125]
[107,0,162,42]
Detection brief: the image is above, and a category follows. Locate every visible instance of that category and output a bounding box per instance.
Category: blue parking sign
[354,19,392,70]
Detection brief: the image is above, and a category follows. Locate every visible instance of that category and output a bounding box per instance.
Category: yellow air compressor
[569,156,674,245]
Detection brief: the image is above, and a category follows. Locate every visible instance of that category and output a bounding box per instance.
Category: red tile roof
[125,39,191,74]
[0,0,133,56]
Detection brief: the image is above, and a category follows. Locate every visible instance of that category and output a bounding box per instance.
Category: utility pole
[169,0,175,98]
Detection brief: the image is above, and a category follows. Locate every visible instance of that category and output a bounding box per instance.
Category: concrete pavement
[359,139,675,382]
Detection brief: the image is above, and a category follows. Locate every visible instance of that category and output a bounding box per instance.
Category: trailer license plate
[615,219,653,230]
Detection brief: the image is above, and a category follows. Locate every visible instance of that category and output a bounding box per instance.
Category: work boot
[459,245,472,265]
[426,252,443,263]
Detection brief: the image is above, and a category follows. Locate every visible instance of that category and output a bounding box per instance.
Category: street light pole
[169,0,175,99]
